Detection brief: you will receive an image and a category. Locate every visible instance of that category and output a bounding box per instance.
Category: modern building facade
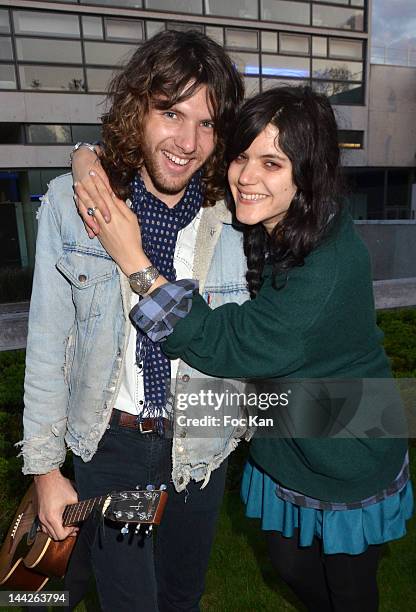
[0,0,414,276]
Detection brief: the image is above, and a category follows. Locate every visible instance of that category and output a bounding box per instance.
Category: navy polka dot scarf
[130,171,205,434]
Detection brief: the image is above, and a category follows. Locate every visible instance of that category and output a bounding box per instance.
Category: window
[84,42,136,66]
[228,52,259,76]
[19,65,84,91]
[280,33,309,55]
[0,9,10,33]
[338,130,363,149]
[262,32,277,53]
[16,39,83,64]
[27,125,72,144]
[312,59,363,81]
[83,0,142,6]
[82,16,103,39]
[225,29,258,50]
[0,123,25,144]
[0,37,13,60]
[105,18,144,41]
[329,38,363,60]
[312,5,364,31]
[72,125,102,142]
[86,68,116,92]
[263,55,310,78]
[205,26,223,45]
[13,11,80,37]
[261,0,310,25]
[146,0,202,13]
[312,80,363,104]
[206,0,258,19]
[0,65,16,90]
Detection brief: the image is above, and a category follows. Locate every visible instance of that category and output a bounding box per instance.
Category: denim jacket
[19,173,253,491]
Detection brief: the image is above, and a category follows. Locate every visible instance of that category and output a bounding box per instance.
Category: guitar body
[0,483,75,591]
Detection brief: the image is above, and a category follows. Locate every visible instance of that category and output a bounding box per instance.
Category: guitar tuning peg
[135,484,141,490]
[120,523,129,536]
[134,524,141,535]
[146,484,155,491]
[126,512,134,519]
[160,484,167,491]
[144,525,153,538]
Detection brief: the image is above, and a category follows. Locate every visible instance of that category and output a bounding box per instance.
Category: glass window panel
[261,31,277,53]
[84,41,136,66]
[0,9,10,33]
[0,37,13,60]
[226,29,258,50]
[19,65,85,91]
[205,0,258,20]
[351,0,364,6]
[312,80,363,104]
[82,16,103,39]
[105,19,143,41]
[313,5,364,31]
[13,11,80,37]
[329,38,363,59]
[0,123,24,144]
[16,38,82,64]
[261,0,309,25]
[244,77,259,97]
[205,26,223,45]
[146,21,165,39]
[262,54,310,78]
[87,67,116,92]
[146,0,202,13]
[279,33,309,55]
[315,0,348,4]
[229,51,259,76]
[72,124,102,142]
[312,36,327,57]
[84,0,142,6]
[0,64,16,89]
[262,77,308,91]
[312,58,362,81]
[27,124,72,144]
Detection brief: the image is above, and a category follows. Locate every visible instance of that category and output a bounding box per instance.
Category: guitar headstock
[104,488,168,526]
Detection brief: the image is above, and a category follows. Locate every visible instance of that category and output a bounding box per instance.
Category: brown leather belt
[112,409,171,434]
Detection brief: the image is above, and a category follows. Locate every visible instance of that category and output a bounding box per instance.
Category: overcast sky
[372,0,416,49]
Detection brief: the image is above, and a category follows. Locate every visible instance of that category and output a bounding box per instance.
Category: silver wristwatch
[129,266,160,295]
[70,141,99,163]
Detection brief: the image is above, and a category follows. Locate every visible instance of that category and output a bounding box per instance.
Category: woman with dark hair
[78,86,413,611]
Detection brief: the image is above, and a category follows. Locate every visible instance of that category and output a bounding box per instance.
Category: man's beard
[141,143,197,196]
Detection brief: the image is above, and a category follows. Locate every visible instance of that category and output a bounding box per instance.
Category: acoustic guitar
[0,482,168,591]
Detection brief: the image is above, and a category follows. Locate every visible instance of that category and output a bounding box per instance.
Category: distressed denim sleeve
[129,279,198,343]
[16,184,75,475]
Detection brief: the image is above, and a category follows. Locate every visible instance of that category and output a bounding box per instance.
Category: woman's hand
[75,180,150,277]
[71,146,114,238]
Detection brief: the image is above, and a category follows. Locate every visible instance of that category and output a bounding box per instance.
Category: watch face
[129,278,143,295]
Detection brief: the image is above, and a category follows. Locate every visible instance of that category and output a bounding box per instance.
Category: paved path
[0,279,415,352]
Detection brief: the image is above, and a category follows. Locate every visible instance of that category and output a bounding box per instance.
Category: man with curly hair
[20,30,251,611]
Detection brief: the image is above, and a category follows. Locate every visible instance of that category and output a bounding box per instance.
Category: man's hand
[71,146,113,238]
[34,469,79,541]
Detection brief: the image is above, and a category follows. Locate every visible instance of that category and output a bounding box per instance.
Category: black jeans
[266,529,382,612]
[65,413,227,612]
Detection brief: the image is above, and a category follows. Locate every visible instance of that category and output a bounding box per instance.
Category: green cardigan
[163,211,407,503]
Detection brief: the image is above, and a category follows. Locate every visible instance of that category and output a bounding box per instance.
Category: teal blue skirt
[241,460,414,555]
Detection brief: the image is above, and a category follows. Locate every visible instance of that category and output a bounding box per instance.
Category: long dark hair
[227,86,343,297]
[101,29,244,205]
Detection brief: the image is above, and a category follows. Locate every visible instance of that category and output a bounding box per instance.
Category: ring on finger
[87,206,97,217]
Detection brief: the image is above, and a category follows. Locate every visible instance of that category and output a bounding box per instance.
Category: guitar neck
[62,495,107,526]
